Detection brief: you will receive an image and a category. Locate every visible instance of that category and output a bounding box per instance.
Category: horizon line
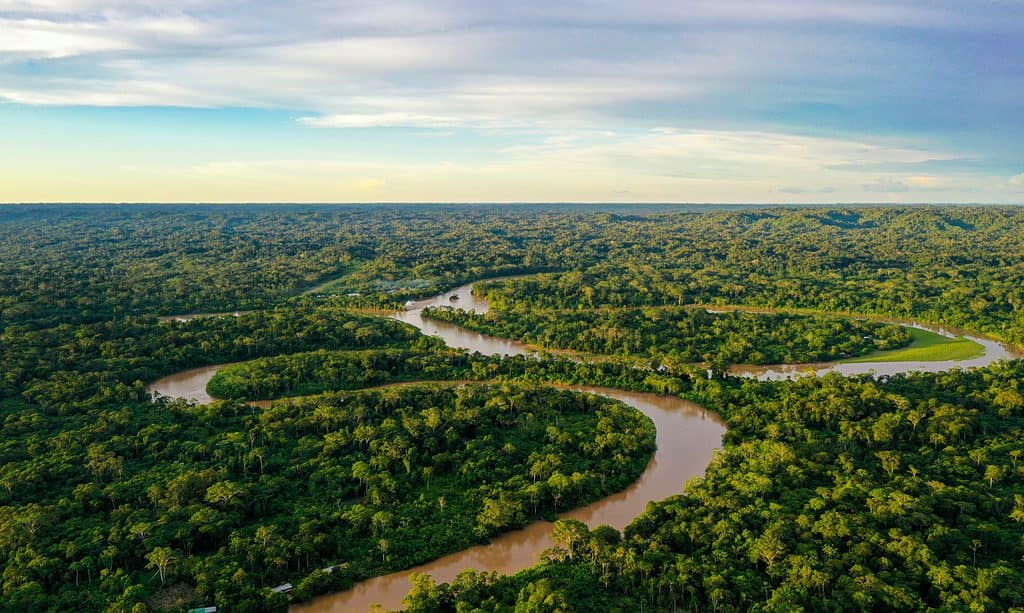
[3,201,1024,207]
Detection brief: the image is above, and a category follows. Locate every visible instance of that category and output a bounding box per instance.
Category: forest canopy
[0,204,1022,612]
[423,304,911,366]
[1,380,655,611]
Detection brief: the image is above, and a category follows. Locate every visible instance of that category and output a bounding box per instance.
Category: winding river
[145,279,1021,612]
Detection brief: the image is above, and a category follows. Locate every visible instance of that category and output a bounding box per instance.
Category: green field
[842,327,984,363]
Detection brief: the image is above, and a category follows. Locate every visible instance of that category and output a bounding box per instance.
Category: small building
[270,583,294,594]
[189,607,217,613]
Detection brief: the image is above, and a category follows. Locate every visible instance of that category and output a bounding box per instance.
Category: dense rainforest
[422,304,911,366]
[0,204,1023,612]
[4,205,1024,342]
[3,375,655,611]
[401,364,1024,612]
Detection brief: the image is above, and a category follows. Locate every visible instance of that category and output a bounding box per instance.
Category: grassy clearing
[843,327,984,363]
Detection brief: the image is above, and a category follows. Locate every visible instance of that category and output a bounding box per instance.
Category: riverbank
[842,327,984,363]
[145,276,1022,612]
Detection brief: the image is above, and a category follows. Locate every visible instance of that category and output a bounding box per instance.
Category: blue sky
[1,0,1022,203]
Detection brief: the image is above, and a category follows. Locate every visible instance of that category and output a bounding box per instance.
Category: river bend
[145,279,1019,612]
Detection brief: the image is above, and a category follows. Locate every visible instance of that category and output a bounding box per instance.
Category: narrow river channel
[145,279,1020,612]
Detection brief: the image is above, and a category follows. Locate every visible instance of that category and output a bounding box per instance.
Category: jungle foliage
[423,304,911,365]
[1,377,654,611]
[403,363,1024,612]
[1,204,1023,612]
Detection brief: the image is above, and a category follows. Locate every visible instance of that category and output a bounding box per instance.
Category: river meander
[145,279,1020,612]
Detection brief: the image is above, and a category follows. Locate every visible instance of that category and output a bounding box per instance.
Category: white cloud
[299,112,466,129]
[263,34,486,73]
[3,0,1019,127]
[500,129,952,175]
[0,18,134,58]
[297,75,695,129]
[0,77,237,106]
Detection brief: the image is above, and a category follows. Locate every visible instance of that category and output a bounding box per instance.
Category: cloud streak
[3,1,1020,125]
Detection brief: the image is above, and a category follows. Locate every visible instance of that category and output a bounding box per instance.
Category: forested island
[422,304,911,366]
[1,204,1023,612]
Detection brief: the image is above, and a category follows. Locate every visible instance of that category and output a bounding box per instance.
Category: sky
[1,0,1022,203]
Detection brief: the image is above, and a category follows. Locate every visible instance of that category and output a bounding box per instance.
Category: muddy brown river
[144,279,1019,612]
